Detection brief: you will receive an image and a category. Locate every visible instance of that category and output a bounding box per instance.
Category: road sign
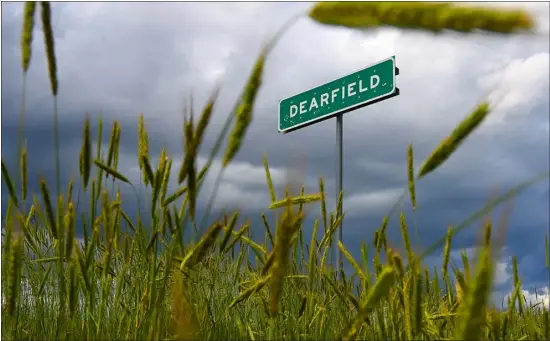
[278,56,399,133]
[277,55,400,280]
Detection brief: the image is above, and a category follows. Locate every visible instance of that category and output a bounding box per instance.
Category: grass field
[2,2,549,340]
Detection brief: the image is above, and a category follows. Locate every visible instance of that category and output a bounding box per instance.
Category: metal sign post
[335,113,343,277]
[279,56,400,277]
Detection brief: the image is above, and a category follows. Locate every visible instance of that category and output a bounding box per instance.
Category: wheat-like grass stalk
[21,2,36,73]
[260,211,275,248]
[338,241,365,282]
[79,114,92,189]
[308,219,319,293]
[106,121,121,176]
[442,226,453,279]
[177,89,218,186]
[222,14,300,168]
[160,157,172,204]
[223,48,266,167]
[137,113,150,185]
[319,178,328,234]
[219,212,239,253]
[40,1,57,96]
[141,155,156,187]
[342,266,396,340]
[418,102,491,179]
[18,2,36,201]
[39,178,57,238]
[39,1,62,201]
[222,222,250,256]
[6,238,24,320]
[2,161,19,207]
[7,3,549,340]
[455,222,494,340]
[263,154,277,203]
[269,194,322,209]
[419,170,550,263]
[64,202,75,259]
[460,250,471,283]
[309,2,534,34]
[93,160,131,184]
[162,186,188,207]
[269,203,302,315]
[407,144,416,211]
[171,271,201,340]
[391,251,405,279]
[399,213,414,266]
[193,88,220,150]
[230,274,272,308]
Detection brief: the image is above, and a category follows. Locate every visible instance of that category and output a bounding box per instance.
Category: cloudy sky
[2,1,549,305]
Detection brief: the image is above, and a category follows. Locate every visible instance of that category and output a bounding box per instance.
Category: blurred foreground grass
[2,2,549,340]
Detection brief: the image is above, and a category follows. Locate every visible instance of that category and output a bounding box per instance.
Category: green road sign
[278,56,399,133]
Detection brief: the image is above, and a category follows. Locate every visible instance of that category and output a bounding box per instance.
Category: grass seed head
[418,102,491,179]
[40,2,57,96]
[308,2,534,34]
[39,178,57,239]
[80,114,92,189]
[6,231,24,317]
[263,154,277,203]
[93,159,131,184]
[21,2,36,72]
[442,226,453,279]
[269,194,322,209]
[2,161,19,208]
[106,121,120,173]
[138,113,151,185]
[223,48,267,167]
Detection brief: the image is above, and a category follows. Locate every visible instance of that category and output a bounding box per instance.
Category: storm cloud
[2,1,549,304]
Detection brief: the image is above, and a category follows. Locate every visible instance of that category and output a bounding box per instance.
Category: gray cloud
[2,2,549,292]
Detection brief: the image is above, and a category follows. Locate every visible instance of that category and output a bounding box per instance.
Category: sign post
[278,56,400,276]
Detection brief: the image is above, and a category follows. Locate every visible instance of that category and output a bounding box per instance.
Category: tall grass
[2,2,549,340]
